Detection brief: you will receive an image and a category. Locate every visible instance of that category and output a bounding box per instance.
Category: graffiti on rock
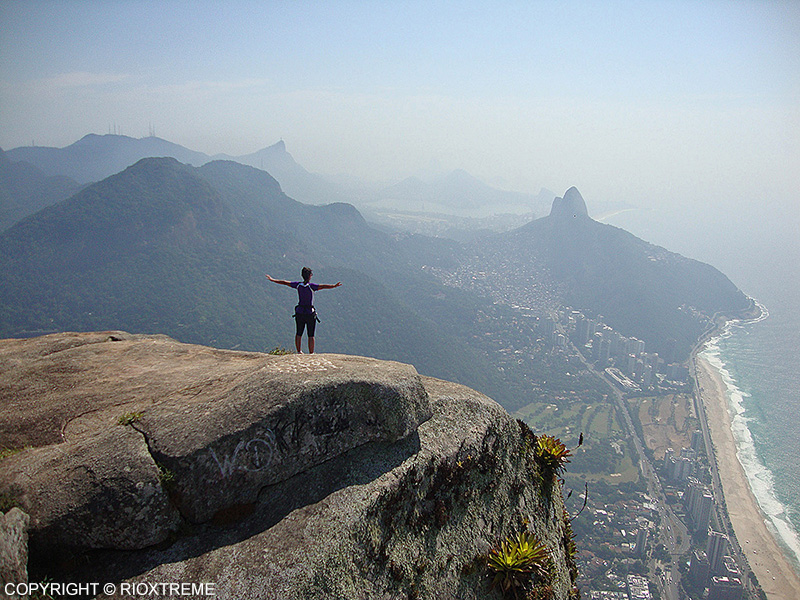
[210,431,277,479]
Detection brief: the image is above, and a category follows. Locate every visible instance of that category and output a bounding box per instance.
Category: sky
[1,0,799,216]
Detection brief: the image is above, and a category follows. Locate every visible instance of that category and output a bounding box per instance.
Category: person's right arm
[265,274,293,287]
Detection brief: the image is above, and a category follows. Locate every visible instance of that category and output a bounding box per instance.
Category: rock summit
[0,331,576,599]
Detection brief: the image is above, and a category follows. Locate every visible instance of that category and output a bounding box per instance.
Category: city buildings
[707,530,730,574]
[626,575,652,600]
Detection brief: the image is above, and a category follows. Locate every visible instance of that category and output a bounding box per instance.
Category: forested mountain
[5,134,546,211]
[457,187,750,360]
[0,149,81,231]
[215,140,351,205]
[6,134,209,184]
[6,135,348,205]
[0,157,509,402]
[523,188,749,358]
[0,158,751,408]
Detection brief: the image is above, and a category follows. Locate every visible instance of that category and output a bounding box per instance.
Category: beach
[696,356,800,600]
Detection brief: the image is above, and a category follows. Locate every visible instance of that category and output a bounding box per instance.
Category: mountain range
[0,148,81,231]
[5,134,548,217]
[464,187,749,358]
[0,137,752,410]
[0,157,516,402]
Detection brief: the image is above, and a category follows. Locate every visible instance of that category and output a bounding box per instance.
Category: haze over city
[1,0,798,216]
[4,3,800,599]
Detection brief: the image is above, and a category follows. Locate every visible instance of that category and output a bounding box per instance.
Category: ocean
[701,301,800,571]
[602,204,800,574]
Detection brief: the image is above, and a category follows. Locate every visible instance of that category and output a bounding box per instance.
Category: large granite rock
[0,332,431,539]
[1,426,181,553]
[0,508,30,598]
[550,186,589,220]
[0,332,576,599]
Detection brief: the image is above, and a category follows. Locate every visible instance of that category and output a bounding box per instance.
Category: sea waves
[700,303,800,571]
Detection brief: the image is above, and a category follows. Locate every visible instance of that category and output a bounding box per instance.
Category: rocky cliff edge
[0,332,577,599]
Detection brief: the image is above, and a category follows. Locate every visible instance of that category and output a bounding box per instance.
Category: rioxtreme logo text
[4,581,217,597]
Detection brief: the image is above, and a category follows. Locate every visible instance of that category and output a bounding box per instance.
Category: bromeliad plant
[534,435,571,476]
[535,432,583,477]
[488,531,551,597]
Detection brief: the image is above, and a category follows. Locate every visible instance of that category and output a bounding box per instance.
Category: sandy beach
[696,356,800,600]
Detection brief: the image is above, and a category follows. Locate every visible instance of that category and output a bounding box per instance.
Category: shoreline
[695,354,800,600]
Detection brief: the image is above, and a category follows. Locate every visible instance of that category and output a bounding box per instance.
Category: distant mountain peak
[550,186,589,219]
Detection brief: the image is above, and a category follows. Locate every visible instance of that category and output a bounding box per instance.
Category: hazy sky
[1,0,798,212]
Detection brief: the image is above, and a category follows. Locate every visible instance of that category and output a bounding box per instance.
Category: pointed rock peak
[256,139,289,157]
[550,186,589,219]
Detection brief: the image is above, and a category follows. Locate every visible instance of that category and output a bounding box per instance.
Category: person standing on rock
[266,267,341,354]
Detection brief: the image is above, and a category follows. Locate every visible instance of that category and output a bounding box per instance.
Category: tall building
[610,335,626,359]
[642,363,654,388]
[540,315,556,337]
[635,524,649,558]
[709,576,744,600]
[684,478,703,513]
[591,332,603,361]
[626,337,645,355]
[635,358,645,379]
[691,429,704,451]
[625,353,636,376]
[689,550,710,587]
[576,316,596,345]
[666,451,694,481]
[707,530,729,574]
[722,556,741,578]
[599,339,611,367]
[693,492,714,533]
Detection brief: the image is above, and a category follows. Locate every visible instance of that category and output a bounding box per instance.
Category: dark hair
[301,267,312,282]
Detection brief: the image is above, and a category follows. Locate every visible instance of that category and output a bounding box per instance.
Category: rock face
[1,508,30,598]
[0,332,577,599]
[550,186,589,219]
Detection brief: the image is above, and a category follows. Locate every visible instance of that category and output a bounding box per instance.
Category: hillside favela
[2,4,799,600]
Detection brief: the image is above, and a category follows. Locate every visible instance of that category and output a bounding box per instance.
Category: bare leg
[295,335,303,353]
[308,336,315,354]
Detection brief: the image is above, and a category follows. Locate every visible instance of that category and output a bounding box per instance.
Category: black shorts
[295,313,317,337]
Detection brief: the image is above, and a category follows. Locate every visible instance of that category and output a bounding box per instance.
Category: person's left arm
[316,282,342,290]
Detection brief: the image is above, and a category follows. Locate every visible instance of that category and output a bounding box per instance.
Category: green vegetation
[117,411,144,426]
[0,446,25,460]
[157,464,176,492]
[0,493,20,512]
[517,395,639,486]
[28,576,56,600]
[267,346,293,355]
[534,435,572,477]
[0,148,80,232]
[514,211,749,361]
[487,531,551,597]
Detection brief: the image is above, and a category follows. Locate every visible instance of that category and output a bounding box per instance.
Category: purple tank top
[291,281,319,314]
